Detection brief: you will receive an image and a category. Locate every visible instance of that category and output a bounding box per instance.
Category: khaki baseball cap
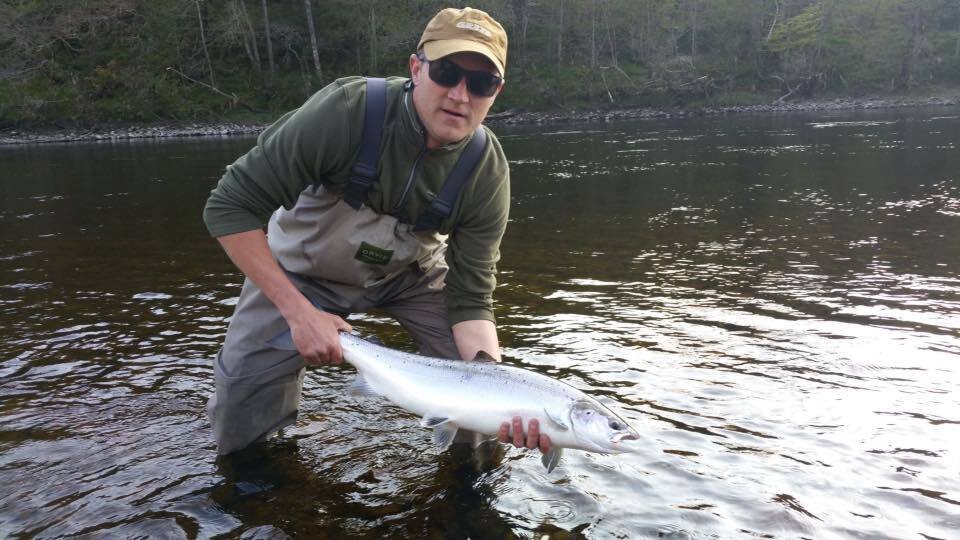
[417,7,508,76]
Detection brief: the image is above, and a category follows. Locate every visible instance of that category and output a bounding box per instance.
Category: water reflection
[1,109,958,538]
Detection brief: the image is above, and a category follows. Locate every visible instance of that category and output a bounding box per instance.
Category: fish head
[569,400,642,454]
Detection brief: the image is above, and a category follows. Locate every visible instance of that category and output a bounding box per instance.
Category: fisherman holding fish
[203,7,549,457]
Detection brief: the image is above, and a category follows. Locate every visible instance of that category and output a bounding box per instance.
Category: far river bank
[1,94,957,146]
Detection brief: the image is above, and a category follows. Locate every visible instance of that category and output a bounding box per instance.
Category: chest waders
[267,78,488,289]
[209,78,489,455]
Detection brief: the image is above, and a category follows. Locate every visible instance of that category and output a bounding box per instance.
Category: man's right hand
[214,229,353,365]
[286,307,353,365]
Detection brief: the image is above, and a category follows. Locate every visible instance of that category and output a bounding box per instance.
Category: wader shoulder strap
[344,77,387,210]
[413,127,488,232]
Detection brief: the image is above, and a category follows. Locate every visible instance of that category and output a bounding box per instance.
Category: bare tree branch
[166,66,237,104]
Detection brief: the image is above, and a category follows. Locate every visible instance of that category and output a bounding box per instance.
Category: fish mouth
[614,433,639,443]
[611,432,643,451]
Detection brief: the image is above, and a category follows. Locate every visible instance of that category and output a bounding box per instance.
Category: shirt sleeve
[443,129,511,324]
[202,79,358,237]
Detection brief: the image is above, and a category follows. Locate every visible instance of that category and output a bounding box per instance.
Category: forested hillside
[2,0,959,127]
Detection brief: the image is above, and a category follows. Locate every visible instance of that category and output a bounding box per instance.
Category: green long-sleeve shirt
[203,76,511,324]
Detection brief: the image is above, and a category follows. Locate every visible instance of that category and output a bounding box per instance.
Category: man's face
[409,52,503,149]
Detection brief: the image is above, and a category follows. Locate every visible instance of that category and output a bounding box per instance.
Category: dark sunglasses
[418,54,503,98]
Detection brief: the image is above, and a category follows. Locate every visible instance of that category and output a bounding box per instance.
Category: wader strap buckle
[413,127,488,232]
[344,77,387,210]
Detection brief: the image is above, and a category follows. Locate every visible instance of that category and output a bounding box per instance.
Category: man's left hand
[498,416,552,454]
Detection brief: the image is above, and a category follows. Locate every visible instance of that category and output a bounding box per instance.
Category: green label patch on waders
[355,242,394,265]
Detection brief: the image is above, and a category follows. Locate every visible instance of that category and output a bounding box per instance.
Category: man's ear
[409,53,423,82]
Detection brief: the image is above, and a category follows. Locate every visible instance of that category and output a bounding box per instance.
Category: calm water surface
[1,109,958,539]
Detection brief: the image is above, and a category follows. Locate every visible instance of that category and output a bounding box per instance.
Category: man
[203,7,549,458]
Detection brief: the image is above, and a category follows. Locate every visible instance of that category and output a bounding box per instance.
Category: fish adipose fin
[541,447,563,473]
[470,350,497,363]
[349,374,378,397]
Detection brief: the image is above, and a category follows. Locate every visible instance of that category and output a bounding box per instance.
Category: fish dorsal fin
[470,350,497,363]
[541,447,563,473]
[543,408,569,431]
[349,374,378,397]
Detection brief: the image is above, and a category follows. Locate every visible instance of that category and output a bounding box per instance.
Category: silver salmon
[336,332,642,472]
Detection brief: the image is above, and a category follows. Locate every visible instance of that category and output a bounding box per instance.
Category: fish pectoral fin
[543,408,570,431]
[266,330,297,351]
[541,447,564,473]
[469,350,497,363]
[348,374,378,397]
[431,424,460,452]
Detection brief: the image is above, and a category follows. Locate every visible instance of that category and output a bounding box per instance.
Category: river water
[1,109,958,539]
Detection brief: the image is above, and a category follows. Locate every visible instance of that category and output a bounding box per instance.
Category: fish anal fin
[470,350,497,363]
[541,447,564,473]
[348,374,378,397]
[544,408,569,431]
[432,424,459,452]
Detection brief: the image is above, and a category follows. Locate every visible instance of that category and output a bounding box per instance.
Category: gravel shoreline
[486,95,959,125]
[2,95,957,146]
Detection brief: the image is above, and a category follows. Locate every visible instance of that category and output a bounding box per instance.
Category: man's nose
[447,76,469,102]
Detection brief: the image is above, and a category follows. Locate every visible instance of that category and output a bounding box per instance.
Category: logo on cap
[456,21,492,37]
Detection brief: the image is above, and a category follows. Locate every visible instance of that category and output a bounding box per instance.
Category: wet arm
[452,319,500,361]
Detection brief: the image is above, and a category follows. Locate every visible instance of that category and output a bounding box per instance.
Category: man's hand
[498,417,552,454]
[287,307,352,365]
[450,323,549,452]
[216,229,352,365]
